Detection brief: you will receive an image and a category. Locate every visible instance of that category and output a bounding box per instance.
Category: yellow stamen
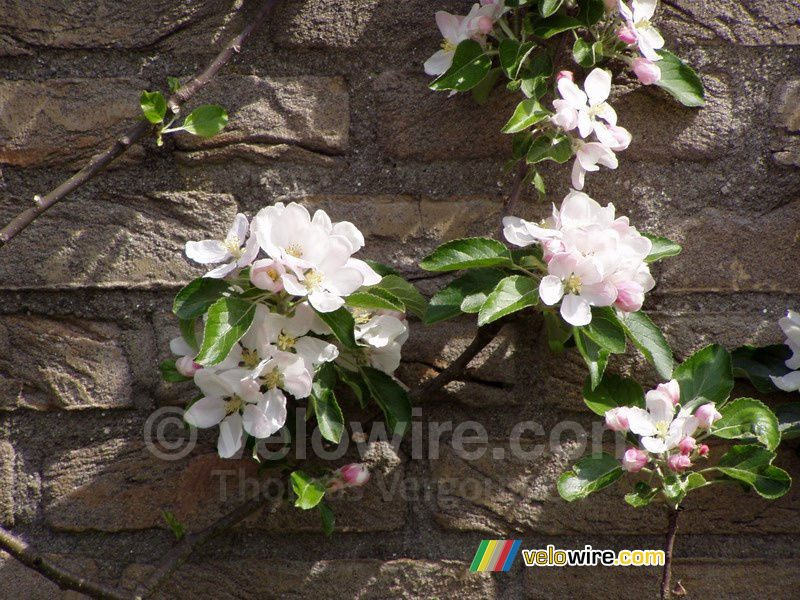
[277,332,296,352]
[565,274,582,295]
[263,368,284,390]
[286,244,303,258]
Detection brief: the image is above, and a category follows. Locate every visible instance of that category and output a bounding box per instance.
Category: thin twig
[660,507,680,600]
[410,321,504,401]
[133,494,283,600]
[0,0,282,248]
[499,161,529,238]
[0,526,129,600]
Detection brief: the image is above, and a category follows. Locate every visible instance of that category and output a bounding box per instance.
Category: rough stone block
[0,441,13,525]
[0,78,146,167]
[0,191,237,289]
[0,316,133,411]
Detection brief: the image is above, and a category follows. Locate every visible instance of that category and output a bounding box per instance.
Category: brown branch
[410,321,504,401]
[0,526,129,600]
[660,507,680,600]
[0,0,282,248]
[133,493,283,600]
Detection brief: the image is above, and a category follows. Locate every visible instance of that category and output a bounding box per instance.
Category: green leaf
[318,501,335,536]
[173,277,231,320]
[346,288,404,313]
[373,275,427,319]
[572,38,596,68]
[430,39,492,92]
[674,344,733,408]
[195,297,255,366]
[181,105,229,137]
[577,0,605,26]
[471,67,502,105]
[336,366,371,409]
[162,511,185,541]
[527,52,554,78]
[168,77,181,94]
[777,403,800,440]
[140,90,167,124]
[360,366,411,438]
[477,275,539,326]
[363,259,399,277]
[662,474,687,505]
[531,169,546,200]
[512,131,533,159]
[653,49,705,107]
[715,445,791,499]
[314,307,359,350]
[419,237,513,272]
[580,306,626,354]
[544,311,573,352]
[574,328,610,390]
[158,359,192,383]
[501,99,551,134]
[520,75,548,100]
[526,133,573,164]
[643,233,682,263]
[731,344,793,393]
[499,39,536,79]
[625,481,658,507]
[617,310,674,379]
[532,15,583,38]
[539,0,563,18]
[291,470,326,509]
[558,453,623,501]
[582,373,645,417]
[684,472,708,492]
[310,364,345,444]
[713,398,781,451]
[425,269,507,325]
[179,317,199,352]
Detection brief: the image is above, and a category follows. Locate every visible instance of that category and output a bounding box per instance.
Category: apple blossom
[170,336,201,377]
[632,57,661,84]
[678,436,696,454]
[250,258,286,292]
[769,310,800,392]
[571,141,619,191]
[694,403,722,429]
[621,448,648,472]
[618,0,665,62]
[185,213,259,279]
[646,379,680,407]
[667,453,692,472]
[697,444,710,457]
[605,407,631,431]
[337,310,410,375]
[424,4,501,77]
[327,463,371,491]
[626,386,699,453]
[617,26,637,44]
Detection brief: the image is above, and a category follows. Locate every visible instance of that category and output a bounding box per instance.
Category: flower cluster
[503,190,654,326]
[617,0,665,84]
[551,69,632,190]
[605,379,720,473]
[175,204,409,458]
[770,310,800,392]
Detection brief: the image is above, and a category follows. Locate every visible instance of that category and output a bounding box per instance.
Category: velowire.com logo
[469,540,522,572]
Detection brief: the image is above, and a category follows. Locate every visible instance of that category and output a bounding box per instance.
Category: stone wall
[1,0,799,598]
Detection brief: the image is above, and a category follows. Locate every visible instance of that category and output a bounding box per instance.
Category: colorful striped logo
[469,540,521,572]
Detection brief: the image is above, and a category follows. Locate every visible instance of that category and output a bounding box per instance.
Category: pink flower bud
[556,70,575,83]
[176,355,201,377]
[678,436,696,455]
[605,407,631,431]
[622,448,648,473]
[618,26,637,44]
[697,444,710,457]
[667,453,692,472]
[660,380,681,407]
[614,279,645,313]
[328,463,370,491]
[695,403,722,429]
[632,58,661,85]
[472,15,493,35]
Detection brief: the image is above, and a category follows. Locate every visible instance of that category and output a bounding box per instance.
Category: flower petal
[184,397,226,429]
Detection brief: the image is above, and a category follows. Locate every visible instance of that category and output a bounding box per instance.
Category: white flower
[185,213,259,279]
[769,310,800,391]
[336,311,409,375]
[618,0,665,62]
[424,11,472,76]
[571,141,619,191]
[539,252,617,326]
[627,388,699,454]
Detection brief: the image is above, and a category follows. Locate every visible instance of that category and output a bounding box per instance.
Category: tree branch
[0,526,129,600]
[0,0,282,248]
[410,321,504,401]
[660,507,680,600]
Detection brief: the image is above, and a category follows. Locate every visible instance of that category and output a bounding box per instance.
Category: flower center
[266,267,279,281]
[277,332,296,352]
[637,18,651,29]
[224,395,244,415]
[655,421,670,438]
[224,236,243,259]
[262,368,284,390]
[351,308,372,324]
[441,39,457,53]
[565,274,582,295]
[304,269,324,291]
[240,348,260,369]
[286,244,303,258]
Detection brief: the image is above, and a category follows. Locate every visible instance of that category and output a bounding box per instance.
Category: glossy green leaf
[182,105,229,137]
[617,310,674,379]
[582,373,645,417]
[520,75,548,100]
[318,501,335,536]
[346,288,404,313]
[642,233,682,263]
[314,307,359,350]
[574,328,610,390]
[539,0,563,18]
[310,364,345,444]
[572,38,596,67]
[425,269,508,324]
[419,237,513,272]
[715,445,791,499]
[373,275,427,319]
[581,306,626,354]
[158,359,192,383]
[430,40,492,92]
[674,344,733,408]
[291,470,326,509]
[713,397,780,451]
[195,297,255,366]
[533,15,583,38]
[558,453,623,501]
[140,90,167,124]
[731,344,793,393]
[777,403,800,440]
[544,311,573,352]
[173,277,231,320]
[625,481,658,507]
[471,67,502,105]
[477,275,539,326]
[577,0,605,25]
[501,99,551,133]
[526,133,572,164]
[653,49,705,107]
[360,366,412,438]
[179,317,199,352]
